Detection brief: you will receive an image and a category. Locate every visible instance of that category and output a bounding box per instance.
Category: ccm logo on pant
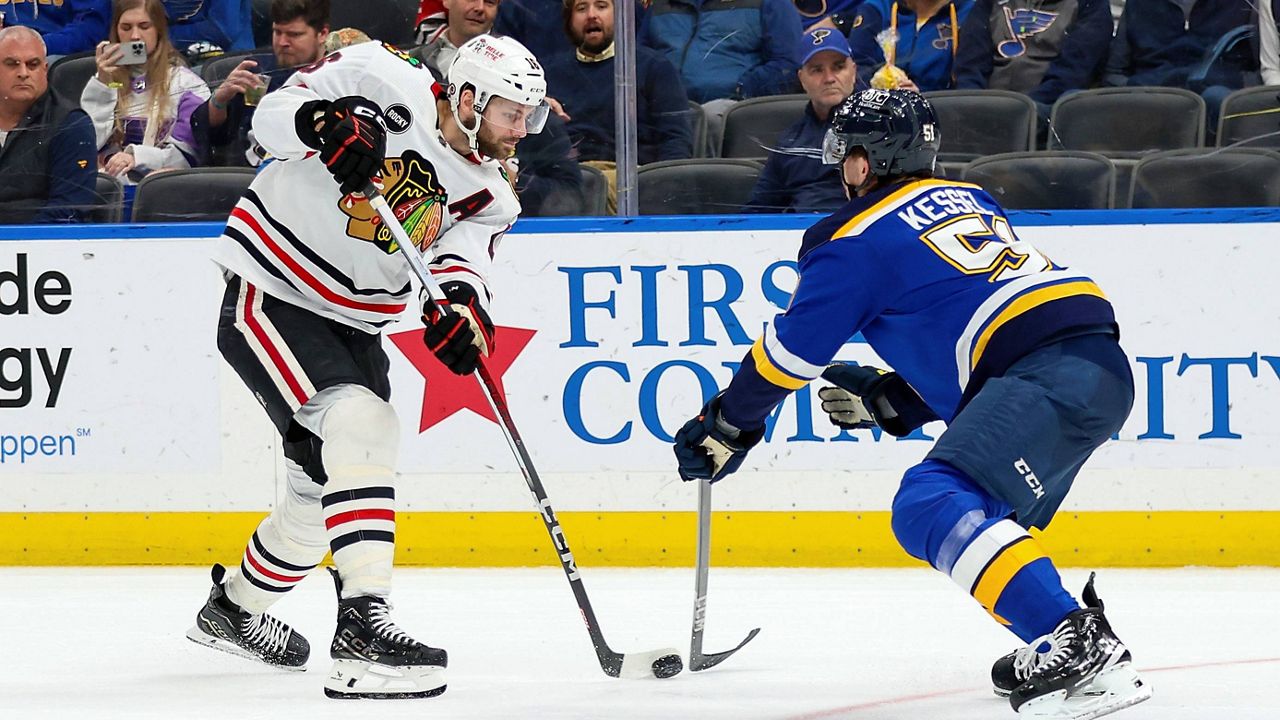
[1015,457,1045,500]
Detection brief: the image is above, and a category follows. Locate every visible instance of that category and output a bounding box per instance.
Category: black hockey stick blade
[691,626,761,672]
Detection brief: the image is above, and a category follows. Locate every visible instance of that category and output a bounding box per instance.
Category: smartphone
[117,40,148,66]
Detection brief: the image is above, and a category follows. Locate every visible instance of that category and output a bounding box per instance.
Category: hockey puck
[652,653,683,679]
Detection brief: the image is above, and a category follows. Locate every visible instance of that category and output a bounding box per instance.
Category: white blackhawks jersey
[211,41,521,333]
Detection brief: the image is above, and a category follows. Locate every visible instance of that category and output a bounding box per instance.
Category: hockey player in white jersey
[185,35,548,699]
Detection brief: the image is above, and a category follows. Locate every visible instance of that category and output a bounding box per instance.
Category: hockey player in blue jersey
[672,90,1152,719]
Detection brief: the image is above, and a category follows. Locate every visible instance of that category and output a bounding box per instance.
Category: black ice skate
[992,574,1130,697]
[1006,574,1152,719]
[185,563,310,670]
[324,567,448,699]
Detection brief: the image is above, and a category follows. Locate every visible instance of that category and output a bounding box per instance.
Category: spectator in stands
[543,0,692,211]
[743,27,858,213]
[494,0,584,64]
[794,0,863,31]
[81,0,211,183]
[414,0,447,45]
[164,1,254,58]
[0,26,96,223]
[955,0,1112,122]
[192,0,328,167]
[641,0,803,104]
[414,0,500,75]
[848,0,974,92]
[1261,0,1280,86]
[1104,0,1253,118]
[0,0,110,57]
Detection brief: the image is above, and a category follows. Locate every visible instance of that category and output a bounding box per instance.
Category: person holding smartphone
[80,0,210,186]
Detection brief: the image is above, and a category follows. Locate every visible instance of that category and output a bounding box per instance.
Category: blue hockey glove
[673,395,765,483]
[819,363,939,437]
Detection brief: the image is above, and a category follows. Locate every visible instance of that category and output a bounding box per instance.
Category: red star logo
[388,326,537,433]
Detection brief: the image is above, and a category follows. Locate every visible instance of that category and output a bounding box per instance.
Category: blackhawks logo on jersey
[339,150,446,254]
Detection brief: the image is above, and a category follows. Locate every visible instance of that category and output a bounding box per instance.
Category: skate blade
[1017,663,1153,720]
[324,658,447,700]
[185,625,307,672]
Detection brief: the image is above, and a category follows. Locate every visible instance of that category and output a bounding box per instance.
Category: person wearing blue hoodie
[0,0,111,56]
[641,0,805,103]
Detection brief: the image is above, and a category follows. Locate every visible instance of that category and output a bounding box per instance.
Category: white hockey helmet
[447,34,549,156]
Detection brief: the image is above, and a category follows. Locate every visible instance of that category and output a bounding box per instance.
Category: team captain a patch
[338,150,446,254]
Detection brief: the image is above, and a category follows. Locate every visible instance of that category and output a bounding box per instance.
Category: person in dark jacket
[0,0,110,56]
[1105,0,1253,90]
[641,0,805,103]
[743,27,860,213]
[1260,0,1280,86]
[1105,0,1254,132]
[495,0,644,65]
[955,0,1112,119]
[0,26,97,223]
[544,0,693,211]
[191,0,328,167]
[164,0,255,56]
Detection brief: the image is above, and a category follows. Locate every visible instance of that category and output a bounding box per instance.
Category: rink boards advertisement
[2,212,1279,565]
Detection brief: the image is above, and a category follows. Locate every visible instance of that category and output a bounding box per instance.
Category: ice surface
[1,567,1277,719]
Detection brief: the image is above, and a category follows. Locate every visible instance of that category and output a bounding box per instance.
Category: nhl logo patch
[384,104,413,134]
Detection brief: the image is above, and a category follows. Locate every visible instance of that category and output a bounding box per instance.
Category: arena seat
[1049,87,1206,158]
[720,94,808,160]
[1129,148,1280,208]
[132,168,257,222]
[1217,86,1280,149]
[924,90,1037,162]
[637,159,762,215]
[962,151,1116,210]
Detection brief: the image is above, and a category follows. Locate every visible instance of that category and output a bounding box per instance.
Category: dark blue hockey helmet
[821,90,940,177]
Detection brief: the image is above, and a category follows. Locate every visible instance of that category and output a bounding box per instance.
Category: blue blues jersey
[719,177,1117,429]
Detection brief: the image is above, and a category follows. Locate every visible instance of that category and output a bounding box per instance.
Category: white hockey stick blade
[618,647,684,679]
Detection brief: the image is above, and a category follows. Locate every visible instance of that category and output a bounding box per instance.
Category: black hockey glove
[422,281,495,375]
[673,394,765,483]
[296,96,387,195]
[818,363,940,437]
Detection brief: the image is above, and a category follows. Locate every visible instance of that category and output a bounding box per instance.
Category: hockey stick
[362,183,683,679]
[690,478,760,671]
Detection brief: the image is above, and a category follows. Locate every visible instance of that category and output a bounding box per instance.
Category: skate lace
[368,601,414,646]
[1034,621,1084,676]
[243,613,291,652]
[1013,634,1057,680]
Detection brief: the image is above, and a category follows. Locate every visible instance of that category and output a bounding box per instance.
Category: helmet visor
[482,97,550,135]
[821,129,850,165]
